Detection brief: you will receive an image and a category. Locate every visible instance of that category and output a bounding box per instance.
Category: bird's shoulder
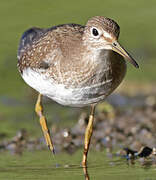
[48,23,85,36]
[47,23,85,48]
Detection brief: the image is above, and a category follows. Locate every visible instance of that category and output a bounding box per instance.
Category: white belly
[22,68,113,107]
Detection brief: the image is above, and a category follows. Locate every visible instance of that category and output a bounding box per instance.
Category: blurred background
[0,0,156,179]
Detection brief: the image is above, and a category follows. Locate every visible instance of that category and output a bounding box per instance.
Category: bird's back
[17,24,85,74]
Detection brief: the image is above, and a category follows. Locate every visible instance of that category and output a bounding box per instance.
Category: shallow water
[0,150,156,180]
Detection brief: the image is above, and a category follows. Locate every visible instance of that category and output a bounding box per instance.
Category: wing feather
[17,27,46,60]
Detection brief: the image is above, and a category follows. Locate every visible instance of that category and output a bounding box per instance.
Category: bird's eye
[90,27,101,39]
[92,28,99,36]
[113,42,117,47]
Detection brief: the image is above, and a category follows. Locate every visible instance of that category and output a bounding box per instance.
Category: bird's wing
[17,27,47,60]
[17,26,64,75]
[17,24,84,76]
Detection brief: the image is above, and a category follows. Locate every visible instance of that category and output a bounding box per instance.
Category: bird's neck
[81,47,112,67]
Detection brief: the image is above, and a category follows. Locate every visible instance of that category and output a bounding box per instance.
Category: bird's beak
[112,41,139,68]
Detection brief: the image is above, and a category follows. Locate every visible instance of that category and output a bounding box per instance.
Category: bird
[17,16,139,167]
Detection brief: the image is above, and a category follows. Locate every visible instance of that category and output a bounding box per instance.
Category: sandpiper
[17,16,139,167]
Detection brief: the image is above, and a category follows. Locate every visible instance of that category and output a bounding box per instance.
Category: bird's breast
[22,50,126,107]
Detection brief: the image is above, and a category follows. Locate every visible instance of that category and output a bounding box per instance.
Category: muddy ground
[1,91,156,164]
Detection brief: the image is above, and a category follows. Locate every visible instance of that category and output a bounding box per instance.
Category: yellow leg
[35,93,55,153]
[83,166,90,180]
[82,104,96,167]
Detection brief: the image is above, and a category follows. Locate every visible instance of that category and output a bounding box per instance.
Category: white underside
[22,68,112,107]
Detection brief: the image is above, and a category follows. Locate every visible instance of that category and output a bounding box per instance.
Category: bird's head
[83,16,139,68]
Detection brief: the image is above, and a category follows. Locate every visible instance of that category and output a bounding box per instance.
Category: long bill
[112,41,139,68]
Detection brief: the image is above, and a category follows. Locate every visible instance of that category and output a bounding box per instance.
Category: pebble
[1,93,156,164]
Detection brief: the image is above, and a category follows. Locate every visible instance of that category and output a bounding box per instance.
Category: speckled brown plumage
[17,24,84,73]
[17,16,138,107]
